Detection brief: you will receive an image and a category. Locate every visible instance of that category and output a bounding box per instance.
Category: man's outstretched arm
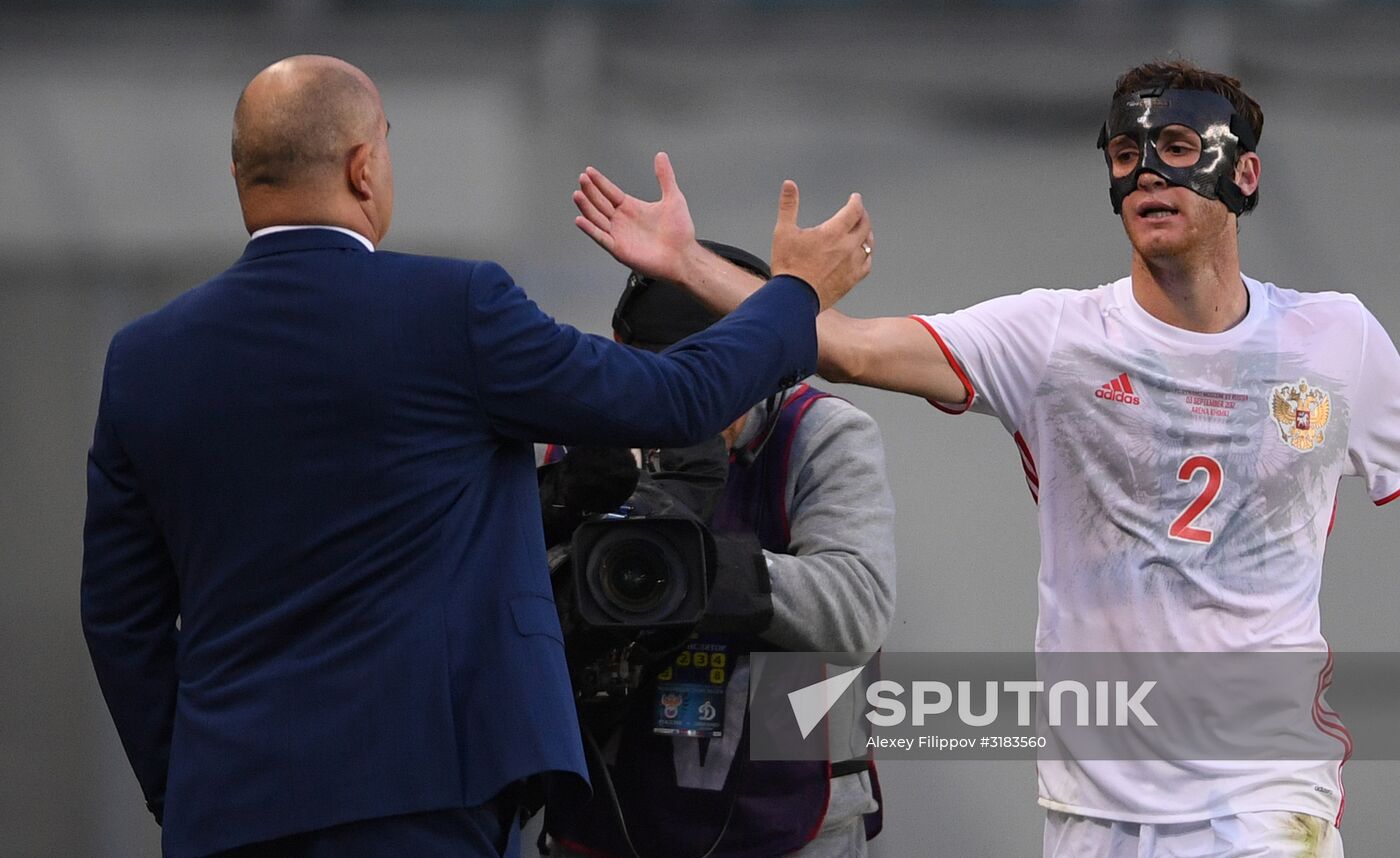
[573,152,969,406]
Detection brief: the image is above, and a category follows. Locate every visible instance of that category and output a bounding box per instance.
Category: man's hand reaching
[771,181,873,312]
[572,152,874,316]
[573,152,696,284]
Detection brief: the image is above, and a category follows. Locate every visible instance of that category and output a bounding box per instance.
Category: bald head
[232,55,383,191]
[231,55,393,242]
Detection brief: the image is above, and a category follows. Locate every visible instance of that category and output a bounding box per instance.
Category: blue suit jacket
[80,228,817,856]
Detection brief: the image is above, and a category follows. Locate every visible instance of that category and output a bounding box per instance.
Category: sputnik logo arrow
[787,665,866,739]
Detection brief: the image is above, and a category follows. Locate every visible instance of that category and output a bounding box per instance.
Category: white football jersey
[917,275,1400,824]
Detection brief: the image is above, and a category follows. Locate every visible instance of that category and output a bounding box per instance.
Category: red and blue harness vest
[548,384,883,858]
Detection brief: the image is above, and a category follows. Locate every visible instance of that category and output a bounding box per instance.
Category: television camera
[539,443,726,724]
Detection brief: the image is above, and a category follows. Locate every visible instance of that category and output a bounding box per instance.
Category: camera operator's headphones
[612,241,788,466]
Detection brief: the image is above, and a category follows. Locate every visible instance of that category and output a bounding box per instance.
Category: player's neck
[1130,247,1248,335]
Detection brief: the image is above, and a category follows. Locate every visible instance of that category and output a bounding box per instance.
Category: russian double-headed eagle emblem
[660,692,684,719]
[1270,378,1331,452]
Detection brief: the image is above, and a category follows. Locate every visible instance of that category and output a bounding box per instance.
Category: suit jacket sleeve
[81,337,179,824]
[462,262,818,447]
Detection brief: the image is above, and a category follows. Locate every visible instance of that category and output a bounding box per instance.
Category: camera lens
[584,529,689,624]
[600,545,670,612]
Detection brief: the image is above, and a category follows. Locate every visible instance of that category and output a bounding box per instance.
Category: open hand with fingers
[573,152,696,284]
[573,152,873,314]
[770,181,873,312]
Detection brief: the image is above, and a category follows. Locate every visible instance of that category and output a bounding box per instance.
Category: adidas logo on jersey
[1095,373,1141,406]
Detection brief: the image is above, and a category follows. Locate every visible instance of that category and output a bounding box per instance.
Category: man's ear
[347,143,373,201]
[1234,151,1261,197]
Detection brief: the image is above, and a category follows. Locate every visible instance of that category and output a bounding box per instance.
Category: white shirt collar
[249,224,375,252]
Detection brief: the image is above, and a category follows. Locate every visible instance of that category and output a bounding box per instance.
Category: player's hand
[770,181,872,312]
[573,152,695,284]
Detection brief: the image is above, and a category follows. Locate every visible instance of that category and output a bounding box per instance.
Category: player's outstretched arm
[572,152,964,403]
[818,311,968,405]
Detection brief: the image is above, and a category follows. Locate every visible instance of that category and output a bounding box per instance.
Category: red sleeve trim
[1013,431,1040,504]
[909,315,976,414]
[1376,487,1400,507]
[1013,431,1040,487]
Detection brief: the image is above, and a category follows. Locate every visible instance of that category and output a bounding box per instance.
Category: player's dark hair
[1113,60,1263,145]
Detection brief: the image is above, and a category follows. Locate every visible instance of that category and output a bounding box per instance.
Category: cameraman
[545,242,896,858]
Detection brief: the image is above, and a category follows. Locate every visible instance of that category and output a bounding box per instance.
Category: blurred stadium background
[3,1,1397,855]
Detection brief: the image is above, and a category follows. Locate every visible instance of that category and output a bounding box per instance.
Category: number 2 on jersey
[1169,455,1223,544]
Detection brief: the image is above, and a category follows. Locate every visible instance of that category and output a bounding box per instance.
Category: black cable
[733,388,788,468]
[579,719,742,858]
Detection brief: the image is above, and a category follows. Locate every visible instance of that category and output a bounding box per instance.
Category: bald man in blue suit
[80,55,874,858]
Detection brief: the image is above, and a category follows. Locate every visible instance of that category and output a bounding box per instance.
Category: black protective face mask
[1097,86,1258,215]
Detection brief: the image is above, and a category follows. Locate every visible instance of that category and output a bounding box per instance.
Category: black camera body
[548,502,715,722]
[566,512,710,631]
[538,442,727,721]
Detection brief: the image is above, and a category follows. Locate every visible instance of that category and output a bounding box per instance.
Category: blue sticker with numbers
[652,636,731,737]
